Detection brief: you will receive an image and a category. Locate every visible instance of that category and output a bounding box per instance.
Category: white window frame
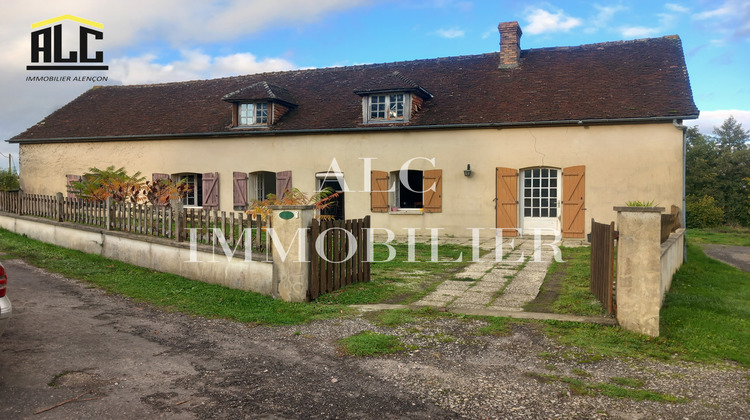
[363,93,411,123]
[174,173,202,207]
[238,103,268,126]
[389,169,423,210]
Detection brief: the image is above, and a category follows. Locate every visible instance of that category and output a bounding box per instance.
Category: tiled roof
[11,35,699,142]
[222,81,297,106]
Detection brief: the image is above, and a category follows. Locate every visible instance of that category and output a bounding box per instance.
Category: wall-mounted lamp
[463,164,472,177]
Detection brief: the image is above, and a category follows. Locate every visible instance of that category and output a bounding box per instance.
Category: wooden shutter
[152,173,169,181]
[370,170,389,213]
[423,169,442,213]
[496,167,518,237]
[562,165,585,238]
[66,174,82,198]
[233,172,248,208]
[202,172,220,210]
[275,170,292,200]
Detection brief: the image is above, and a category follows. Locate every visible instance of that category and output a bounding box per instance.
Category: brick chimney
[498,21,522,69]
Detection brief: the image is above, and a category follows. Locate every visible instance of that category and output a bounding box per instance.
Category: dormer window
[369,94,405,121]
[222,82,297,129]
[239,103,268,126]
[355,71,432,125]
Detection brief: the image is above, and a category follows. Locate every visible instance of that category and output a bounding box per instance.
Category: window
[522,168,558,218]
[249,171,276,201]
[239,103,268,126]
[364,93,409,123]
[393,169,423,209]
[175,173,202,206]
[370,169,442,213]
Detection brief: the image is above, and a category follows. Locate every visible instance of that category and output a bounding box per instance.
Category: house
[9,21,699,238]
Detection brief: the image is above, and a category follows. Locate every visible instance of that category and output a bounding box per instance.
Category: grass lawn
[687,226,750,246]
[315,241,477,305]
[542,241,750,366]
[0,228,347,325]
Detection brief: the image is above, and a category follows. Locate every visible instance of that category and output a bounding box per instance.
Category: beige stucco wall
[18,122,684,237]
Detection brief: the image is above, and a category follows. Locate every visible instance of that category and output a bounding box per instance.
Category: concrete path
[413,237,556,312]
[700,244,750,272]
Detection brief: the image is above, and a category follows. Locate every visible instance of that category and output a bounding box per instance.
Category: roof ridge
[525,34,681,53]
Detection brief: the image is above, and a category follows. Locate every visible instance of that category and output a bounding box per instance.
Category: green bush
[686,195,724,228]
[0,170,20,191]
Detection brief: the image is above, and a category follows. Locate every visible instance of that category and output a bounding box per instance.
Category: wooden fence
[0,190,269,251]
[308,216,371,300]
[590,218,616,315]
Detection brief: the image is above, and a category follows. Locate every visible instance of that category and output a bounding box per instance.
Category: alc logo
[27,15,108,71]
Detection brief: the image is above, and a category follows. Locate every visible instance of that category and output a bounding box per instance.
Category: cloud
[665,3,690,13]
[692,0,750,40]
[524,8,582,35]
[618,26,661,38]
[107,50,296,85]
[585,4,627,34]
[693,110,750,135]
[434,27,465,38]
[0,0,367,158]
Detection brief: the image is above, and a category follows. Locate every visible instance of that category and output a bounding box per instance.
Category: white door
[521,168,561,232]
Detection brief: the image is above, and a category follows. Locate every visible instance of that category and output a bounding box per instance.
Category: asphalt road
[700,244,750,272]
[0,258,450,419]
[1,258,748,419]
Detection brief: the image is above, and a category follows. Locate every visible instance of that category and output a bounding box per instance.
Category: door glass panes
[523,168,558,217]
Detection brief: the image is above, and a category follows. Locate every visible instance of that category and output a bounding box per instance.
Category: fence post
[105,197,113,230]
[55,192,64,222]
[268,205,315,302]
[172,199,184,242]
[613,206,664,337]
[17,190,23,216]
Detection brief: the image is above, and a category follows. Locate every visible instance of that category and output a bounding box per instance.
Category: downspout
[673,119,688,262]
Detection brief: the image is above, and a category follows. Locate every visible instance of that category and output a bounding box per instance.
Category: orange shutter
[562,165,585,238]
[370,171,389,213]
[423,169,442,213]
[496,168,518,237]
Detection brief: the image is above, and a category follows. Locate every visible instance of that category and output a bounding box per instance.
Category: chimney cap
[498,21,522,35]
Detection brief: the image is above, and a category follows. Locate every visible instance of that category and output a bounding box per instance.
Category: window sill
[388,209,424,215]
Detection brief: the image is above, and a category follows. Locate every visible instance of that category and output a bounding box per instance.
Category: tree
[70,166,190,207]
[685,126,718,199]
[686,117,750,226]
[712,117,750,225]
[0,169,20,191]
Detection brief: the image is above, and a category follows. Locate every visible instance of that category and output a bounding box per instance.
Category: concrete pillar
[269,205,315,302]
[614,206,664,337]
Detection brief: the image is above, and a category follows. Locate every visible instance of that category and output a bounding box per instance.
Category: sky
[1,0,749,170]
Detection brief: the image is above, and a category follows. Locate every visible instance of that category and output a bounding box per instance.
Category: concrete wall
[660,228,685,301]
[0,214,273,295]
[614,207,685,337]
[18,122,685,238]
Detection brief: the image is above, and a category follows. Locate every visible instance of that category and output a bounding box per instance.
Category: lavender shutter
[233,172,248,208]
[152,173,169,181]
[275,170,292,200]
[202,172,220,210]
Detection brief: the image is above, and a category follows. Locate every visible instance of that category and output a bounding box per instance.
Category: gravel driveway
[0,258,748,419]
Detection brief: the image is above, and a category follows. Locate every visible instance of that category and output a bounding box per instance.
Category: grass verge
[525,246,605,316]
[687,226,750,246]
[337,331,408,356]
[542,243,750,366]
[527,372,686,403]
[0,228,348,325]
[315,242,477,305]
